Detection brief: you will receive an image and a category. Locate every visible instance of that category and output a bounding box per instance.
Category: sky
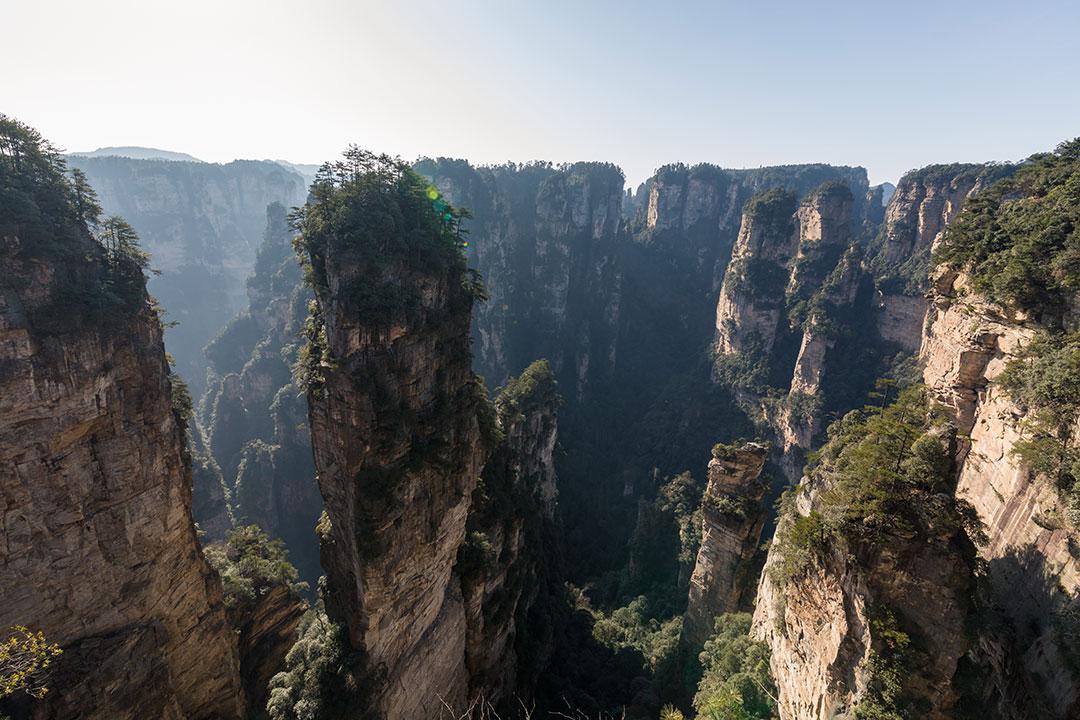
[4,0,1079,187]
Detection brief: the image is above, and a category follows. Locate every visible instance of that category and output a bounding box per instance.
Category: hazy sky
[5,0,1079,186]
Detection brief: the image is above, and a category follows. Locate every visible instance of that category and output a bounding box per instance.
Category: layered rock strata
[683,442,769,650]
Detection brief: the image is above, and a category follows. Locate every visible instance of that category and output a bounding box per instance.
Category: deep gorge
[2,113,1079,720]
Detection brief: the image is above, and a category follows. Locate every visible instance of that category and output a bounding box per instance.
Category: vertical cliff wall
[0,120,243,719]
[298,155,493,718]
[459,360,561,705]
[922,270,1080,716]
[751,388,976,720]
[683,442,769,650]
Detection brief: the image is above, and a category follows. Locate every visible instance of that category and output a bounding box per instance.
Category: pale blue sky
[4,0,1078,185]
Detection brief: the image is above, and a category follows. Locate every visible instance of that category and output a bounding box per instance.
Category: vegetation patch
[998,330,1080,524]
[935,139,1080,318]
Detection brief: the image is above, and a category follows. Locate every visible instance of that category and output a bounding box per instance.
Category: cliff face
[713,182,876,481]
[922,269,1080,716]
[309,257,484,718]
[459,361,561,704]
[237,585,306,720]
[870,164,1014,353]
[683,442,769,650]
[415,160,626,402]
[297,159,496,718]
[713,189,799,359]
[421,158,873,579]
[0,173,242,717]
[67,155,307,393]
[753,513,972,720]
[198,202,322,584]
[751,389,976,720]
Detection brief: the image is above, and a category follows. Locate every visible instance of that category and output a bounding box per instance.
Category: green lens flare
[425,186,439,200]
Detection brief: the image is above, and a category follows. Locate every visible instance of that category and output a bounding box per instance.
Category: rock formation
[68,155,308,394]
[713,189,800,360]
[0,124,243,719]
[459,360,561,704]
[751,389,976,720]
[922,268,1080,716]
[869,163,1015,353]
[683,442,769,650]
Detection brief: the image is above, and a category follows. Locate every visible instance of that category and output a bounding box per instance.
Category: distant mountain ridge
[68,145,204,162]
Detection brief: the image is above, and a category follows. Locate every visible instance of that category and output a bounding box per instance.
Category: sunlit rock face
[0,228,243,719]
[922,269,1080,717]
[683,442,769,650]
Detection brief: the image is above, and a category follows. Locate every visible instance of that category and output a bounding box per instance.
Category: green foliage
[169,368,194,436]
[495,359,560,422]
[266,609,360,720]
[769,510,829,584]
[998,330,1080,523]
[658,471,704,568]
[294,301,331,398]
[770,385,983,584]
[591,596,682,670]
[935,138,1080,317]
[291,146,477,321]
[853,609,913,720]
[457,530,497,576]
[693,614,776,720]
[0,115,154,334]
[204,525,305,623]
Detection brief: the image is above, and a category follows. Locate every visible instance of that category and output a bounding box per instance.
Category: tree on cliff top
[935,137,1080,319]
[291,146,474,284]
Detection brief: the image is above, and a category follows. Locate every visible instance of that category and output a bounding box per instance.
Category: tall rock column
[0,122,243,720]
[460,360,561,704]
[683,442,769,650]
[299,156,490,719]
[713,189,799,360]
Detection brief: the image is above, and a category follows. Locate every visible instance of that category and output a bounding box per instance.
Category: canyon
[2,116,1078,720]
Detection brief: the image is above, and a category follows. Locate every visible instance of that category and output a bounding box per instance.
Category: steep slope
[926,139,1080,717]
[67,154,307,393]
[0,117,243,719]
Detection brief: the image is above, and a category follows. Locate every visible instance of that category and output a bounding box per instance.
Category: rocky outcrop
[68,155,307,394]
[753,513,972,720]
[0,169,243,716]
[922,269,1080,717]
[683,442,769,650]
[751,417,975,720]
[460,360,561,704]
[302,169,493,718]
[870,164,1014,353]
[713,189,799,358]
[714,182,876,481]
